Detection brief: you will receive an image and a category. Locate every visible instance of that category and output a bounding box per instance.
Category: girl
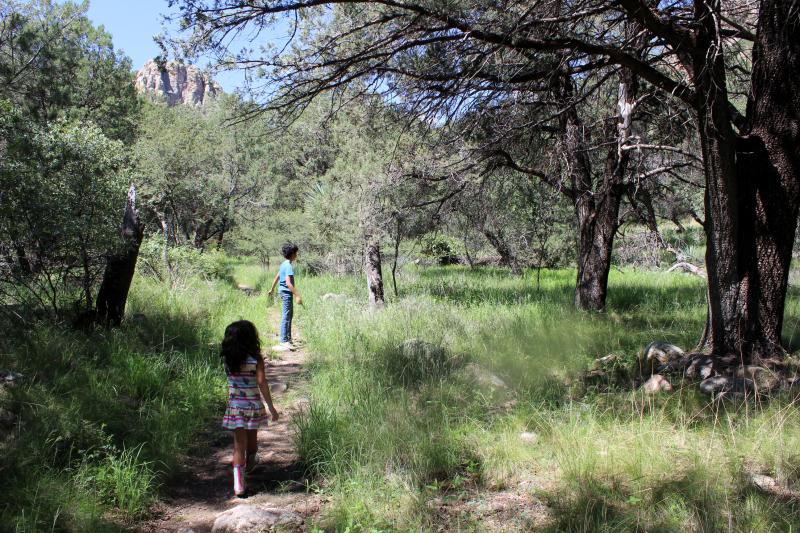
[220,320,279,497]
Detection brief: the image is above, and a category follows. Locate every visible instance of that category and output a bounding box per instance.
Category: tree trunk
[216,216,228,251]
[558,67,633,311]
[482,229,520,273]
[693,0,800,359]
[364,236,385,309]
[743,0,800,357]
[194,218,214,250]
[391,217,401,297]
[96,184,144,326]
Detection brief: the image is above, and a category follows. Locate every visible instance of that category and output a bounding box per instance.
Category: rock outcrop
[134,60,221,106]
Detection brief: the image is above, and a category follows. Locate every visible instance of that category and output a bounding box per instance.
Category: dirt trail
[141,313,321,532]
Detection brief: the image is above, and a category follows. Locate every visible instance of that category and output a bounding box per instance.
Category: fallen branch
[666,261,707,279]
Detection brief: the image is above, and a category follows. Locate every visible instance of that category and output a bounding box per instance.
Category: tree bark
[96,185,144,326]
[482,229,520,273]
[742,0,800,357]
[194,218,214,250]
[364,236,385,308]
[556,67,633,311]
[693,0,800,359]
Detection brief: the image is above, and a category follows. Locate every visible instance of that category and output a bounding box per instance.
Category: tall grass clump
[292,265,800,531]
[0,259,277,531]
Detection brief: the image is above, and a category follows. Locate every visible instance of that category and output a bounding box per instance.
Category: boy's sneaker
[272,342,292,352]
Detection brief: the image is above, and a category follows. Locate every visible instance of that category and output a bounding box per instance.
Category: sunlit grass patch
[292,265,800,531]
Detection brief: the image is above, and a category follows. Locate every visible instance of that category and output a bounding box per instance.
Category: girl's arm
[267,272,280,296]
[285,276,303,305]
[256,357,279,421]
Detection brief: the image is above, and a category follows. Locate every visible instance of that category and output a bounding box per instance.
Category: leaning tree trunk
[364,236,385,309]
[96,185,144,326]
[482,229,521,274]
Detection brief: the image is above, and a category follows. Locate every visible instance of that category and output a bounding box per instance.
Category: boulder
[465,363,507,390]
[391,339,453,385]
[0,371,23,384]
[736,366,781,392]
[640,341,685,375]
[593,354,618,368]
[685,355,714,379]
[699,376,754,395]
[211,505,301,532]
[642,374,672,393]
[748,473,798,500]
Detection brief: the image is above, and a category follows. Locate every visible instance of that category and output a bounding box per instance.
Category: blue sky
[84,0,247,91]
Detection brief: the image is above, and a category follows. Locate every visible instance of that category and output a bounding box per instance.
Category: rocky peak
[134,59,221,107]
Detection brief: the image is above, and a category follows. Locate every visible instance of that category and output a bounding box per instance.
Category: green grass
[291,265,800,532]
[4,261,800,531]
[0,267,277,531]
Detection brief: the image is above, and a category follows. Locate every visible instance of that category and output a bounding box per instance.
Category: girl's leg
[246,429,258,455]
[233,427,247,465]
[232,428,247,496]
[246,429,258,471]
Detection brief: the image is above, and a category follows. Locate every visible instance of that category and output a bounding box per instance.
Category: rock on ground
[642,374,672,393]
[699,376,754,395]
[268,381,288,393]
[465,363,507,390]
[211,504,302,533]
[641,341,685,375]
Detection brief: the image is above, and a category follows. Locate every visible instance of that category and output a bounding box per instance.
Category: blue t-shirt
[278,260,295,294]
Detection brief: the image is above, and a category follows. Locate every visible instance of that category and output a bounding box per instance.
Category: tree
[0,116,129,314]
[172,0,799,359]
[0,0,139,142]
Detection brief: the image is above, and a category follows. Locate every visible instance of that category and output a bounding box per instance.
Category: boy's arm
[267,272,280,296]
[285,276,303,305]
[256,358,279,421]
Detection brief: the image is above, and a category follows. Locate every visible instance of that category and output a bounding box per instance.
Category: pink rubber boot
[233,464,246,497]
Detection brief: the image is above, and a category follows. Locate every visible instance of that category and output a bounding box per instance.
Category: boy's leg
[286,296,294,342]
[280,293,290,343]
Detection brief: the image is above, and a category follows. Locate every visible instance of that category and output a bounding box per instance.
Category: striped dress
[222,355,268,430]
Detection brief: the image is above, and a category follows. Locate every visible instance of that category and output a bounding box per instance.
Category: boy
[268,242,303,350]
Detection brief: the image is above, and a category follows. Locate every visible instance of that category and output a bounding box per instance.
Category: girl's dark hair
[221,320,261,373]
[281,242,299,259]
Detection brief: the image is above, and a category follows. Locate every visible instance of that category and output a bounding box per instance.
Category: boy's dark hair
[221,320,261,373]
[281,242,299,259]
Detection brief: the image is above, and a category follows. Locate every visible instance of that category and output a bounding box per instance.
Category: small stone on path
[269,381,288,394]
[211,505,301,532]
